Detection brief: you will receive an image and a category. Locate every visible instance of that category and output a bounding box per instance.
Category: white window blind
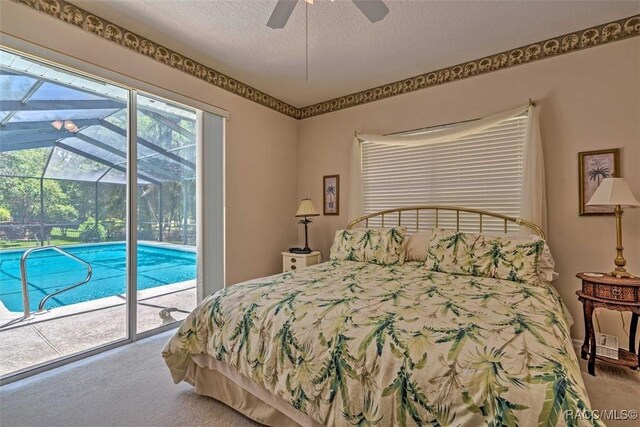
[361,114,527,233]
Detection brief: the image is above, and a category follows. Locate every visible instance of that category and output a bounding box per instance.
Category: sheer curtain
[348,103,547,233]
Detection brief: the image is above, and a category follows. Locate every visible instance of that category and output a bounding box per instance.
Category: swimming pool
[0,243,196,313]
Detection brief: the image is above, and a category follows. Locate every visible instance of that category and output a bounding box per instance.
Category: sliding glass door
[0,49,130,378]
[0,47,219,382]
[135,94,197,334]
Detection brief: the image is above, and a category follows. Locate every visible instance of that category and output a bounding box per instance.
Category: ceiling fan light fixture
[267,0,388,29]
[266,0,389,81]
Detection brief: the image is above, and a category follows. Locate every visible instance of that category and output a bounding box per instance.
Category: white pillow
[404,230,433,262]
[538,243,559,282]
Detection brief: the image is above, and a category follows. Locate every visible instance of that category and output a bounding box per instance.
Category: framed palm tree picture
[578,148,620,215]
[323,175,339,215]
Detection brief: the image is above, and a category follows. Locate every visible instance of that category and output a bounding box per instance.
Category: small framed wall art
[578,148,620,215]
[323,175,339,215]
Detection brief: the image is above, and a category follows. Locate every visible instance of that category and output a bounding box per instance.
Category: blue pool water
[0,243,196,312]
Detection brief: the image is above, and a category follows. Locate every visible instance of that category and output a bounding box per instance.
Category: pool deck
[0,281,195,377]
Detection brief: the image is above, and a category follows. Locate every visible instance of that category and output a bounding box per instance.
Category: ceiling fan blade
[267,0,298,29]
[352,0,389,23]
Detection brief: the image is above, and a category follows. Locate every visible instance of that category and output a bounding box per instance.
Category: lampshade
[586,178,640,207]
[295,198,319,217]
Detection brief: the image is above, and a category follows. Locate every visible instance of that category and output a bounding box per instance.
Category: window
[361,114,527,232]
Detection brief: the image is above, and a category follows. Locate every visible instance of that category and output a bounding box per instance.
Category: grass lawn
[0,236,80,250]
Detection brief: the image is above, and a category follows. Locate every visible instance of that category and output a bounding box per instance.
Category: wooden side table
[282,251,322,273]
[576,272,640,376]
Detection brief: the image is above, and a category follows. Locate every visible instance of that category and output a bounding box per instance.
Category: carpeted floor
[1,331,638,427]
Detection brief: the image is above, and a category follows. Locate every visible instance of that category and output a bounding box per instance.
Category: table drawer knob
[593,284,634,302]
[290,265,297,270]
[291,258,297,263]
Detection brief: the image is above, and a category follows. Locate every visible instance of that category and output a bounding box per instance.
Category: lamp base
[609,268,635,279]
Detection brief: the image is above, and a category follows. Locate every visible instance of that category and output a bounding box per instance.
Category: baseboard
[572,338,583,350]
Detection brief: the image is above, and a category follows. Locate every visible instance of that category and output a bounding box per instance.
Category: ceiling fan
[267,0,389,29]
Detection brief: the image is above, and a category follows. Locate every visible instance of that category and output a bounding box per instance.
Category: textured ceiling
[72,0,640,107]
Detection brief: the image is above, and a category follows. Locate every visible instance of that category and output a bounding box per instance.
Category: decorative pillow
[330,227,407,265]
[425,228,544,284]
[404,230,433,262]
[484,232,558,282]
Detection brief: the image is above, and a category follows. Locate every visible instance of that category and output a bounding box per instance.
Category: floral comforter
[163,261,598,427]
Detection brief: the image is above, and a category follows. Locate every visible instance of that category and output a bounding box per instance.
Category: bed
[163,207,599,427]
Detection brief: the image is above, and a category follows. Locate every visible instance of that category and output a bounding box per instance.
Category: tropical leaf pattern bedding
[163,261,598,427]
[425,229,544,285]
[330,227,407,266]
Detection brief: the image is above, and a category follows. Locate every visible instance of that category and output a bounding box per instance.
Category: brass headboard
[346,205,544,239]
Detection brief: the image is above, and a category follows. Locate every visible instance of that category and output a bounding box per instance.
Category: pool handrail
[20,245,93,318]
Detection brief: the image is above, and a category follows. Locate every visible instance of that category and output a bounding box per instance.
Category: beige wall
[0,1,300,286]
[298,38,640,345]
[2,1,639,344]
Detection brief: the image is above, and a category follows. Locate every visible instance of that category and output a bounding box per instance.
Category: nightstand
[576,272,640,376]
[282,251,322,273]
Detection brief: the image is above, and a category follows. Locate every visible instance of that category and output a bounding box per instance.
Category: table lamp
[586,178,640,278]
[295,198,319,254]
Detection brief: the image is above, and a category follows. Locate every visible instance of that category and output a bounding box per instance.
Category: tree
[0,206,11,222]
[326,184,336,208]
[587,158,610,185]
[0,149,78,224]
[46,204,79,224]
[0,176,76,223]
[78,218,106,242]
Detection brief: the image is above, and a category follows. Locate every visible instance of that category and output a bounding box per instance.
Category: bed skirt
[184,354,322,427]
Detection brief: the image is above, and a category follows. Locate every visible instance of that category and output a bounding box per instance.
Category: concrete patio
[0,281,195,377]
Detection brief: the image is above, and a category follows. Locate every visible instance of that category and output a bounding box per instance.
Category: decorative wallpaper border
[7,1,640,120]
[10,0,300,118]
[298,14,640,119]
